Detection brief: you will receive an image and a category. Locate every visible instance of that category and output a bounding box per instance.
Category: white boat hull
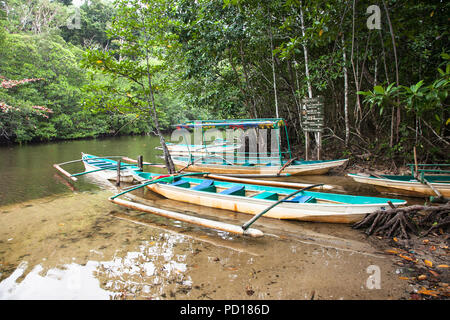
[146,183,401,223]
[348,173,450,197]
[173,158,349,176]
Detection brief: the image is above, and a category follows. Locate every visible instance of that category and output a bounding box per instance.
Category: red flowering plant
[0,76,54,141]
[0,76,53,118]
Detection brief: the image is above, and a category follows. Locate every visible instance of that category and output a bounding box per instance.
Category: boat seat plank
[219,185,245,196]
[283,195,314,203]
[191,179,216,193]
[171,179,191,188]
[252,192,278,200]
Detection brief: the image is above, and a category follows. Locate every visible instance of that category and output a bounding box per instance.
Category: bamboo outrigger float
[348,164,450,198]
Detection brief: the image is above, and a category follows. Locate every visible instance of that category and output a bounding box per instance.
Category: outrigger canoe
[348,173,450,198]
[171,156,349,176]
[82,154,406,224]
[170,118,348,176]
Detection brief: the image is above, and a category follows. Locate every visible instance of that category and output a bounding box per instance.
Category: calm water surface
[0,135,166,206]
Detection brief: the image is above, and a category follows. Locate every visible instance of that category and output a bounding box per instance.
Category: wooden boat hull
[144,180,406,224]
[348,173,450,197]
[173,158,349,176]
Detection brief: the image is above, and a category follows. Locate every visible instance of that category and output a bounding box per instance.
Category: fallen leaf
[424,259,433,267]
[437,265,449,268]
[422,239,430,244]
[393,237,399,242]
[429,270,440,278]
[429,246,436,251]
[418,275,427,281]
[399,254,414,262]
[385,249,399,254]
[398,276,410,280]
[417,288,439,297]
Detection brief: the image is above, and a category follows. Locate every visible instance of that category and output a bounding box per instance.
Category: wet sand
[0,185,413,300]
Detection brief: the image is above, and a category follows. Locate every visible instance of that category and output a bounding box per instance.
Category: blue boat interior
[376,174,450,183]
[169,179,318,203]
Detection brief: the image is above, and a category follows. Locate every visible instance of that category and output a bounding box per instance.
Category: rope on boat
[276,157,297,176]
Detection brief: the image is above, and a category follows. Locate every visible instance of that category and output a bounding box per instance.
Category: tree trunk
[299,2,312,160]
[350,0,362,134]
[342,36,349,146]
[382,0,400,144]
[299,2,312,99]
[144,47,175,174]
[268,14,279,118]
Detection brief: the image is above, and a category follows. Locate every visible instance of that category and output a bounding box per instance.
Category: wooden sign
[301,96,324,132]
[301,96,324,160]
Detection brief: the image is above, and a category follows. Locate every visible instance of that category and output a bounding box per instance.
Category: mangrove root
[353,203,450,239]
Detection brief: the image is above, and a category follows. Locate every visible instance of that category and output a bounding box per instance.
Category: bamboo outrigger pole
[242,183,323,231]
[110,197,264,238]
[109,173,264,238]
[53,155,127,181]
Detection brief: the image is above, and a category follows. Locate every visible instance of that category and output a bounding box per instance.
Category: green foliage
[61,0,116,48]
[358,83,400,115]
[0,0,448,164]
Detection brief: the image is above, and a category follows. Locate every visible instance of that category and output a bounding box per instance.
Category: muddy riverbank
[0,185,414,300]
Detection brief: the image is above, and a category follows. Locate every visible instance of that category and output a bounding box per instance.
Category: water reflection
[0,232,191,300]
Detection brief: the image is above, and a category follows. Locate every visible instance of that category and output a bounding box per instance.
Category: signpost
[301,96,324,160]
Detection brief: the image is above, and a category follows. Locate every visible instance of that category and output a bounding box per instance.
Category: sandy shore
[0,186,415,300]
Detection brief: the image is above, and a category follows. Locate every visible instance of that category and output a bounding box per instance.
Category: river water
[0,135,415,300]
[0,135,167,206]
